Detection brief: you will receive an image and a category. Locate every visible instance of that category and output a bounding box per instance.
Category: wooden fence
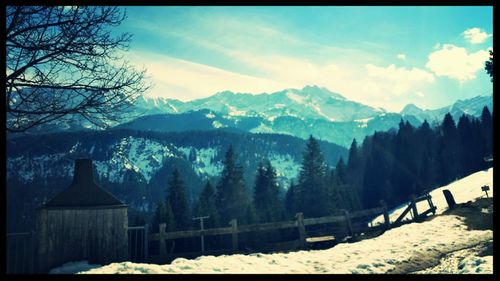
[148,200,396,262]
[392,194,436,226]
[148,194,436,263]
[5,193,436,272]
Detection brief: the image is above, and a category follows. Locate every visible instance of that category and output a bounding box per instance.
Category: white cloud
[127,51,286,101]
[426,44,490,82]
[365,64,435,94]
[127,49,440,112]
[463,28,492,44]
[397,54,406,60]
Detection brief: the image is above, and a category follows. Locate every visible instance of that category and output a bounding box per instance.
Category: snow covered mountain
[117,109,421,148]
[6,129,347,231]
[137,85,384,122]
[13,86,492,148]
[400,95,493,123]
[131,86,491,147]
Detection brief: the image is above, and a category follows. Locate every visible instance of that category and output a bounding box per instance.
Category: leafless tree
[6,6,150,133]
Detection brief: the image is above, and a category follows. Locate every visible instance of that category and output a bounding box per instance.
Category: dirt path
[387,198,493,274]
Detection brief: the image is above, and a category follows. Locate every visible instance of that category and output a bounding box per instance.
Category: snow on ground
[413,243,493,274]
[78,213,492,274]
[56,167,492,274]
[372,168,493,225]
[50,261,101,274]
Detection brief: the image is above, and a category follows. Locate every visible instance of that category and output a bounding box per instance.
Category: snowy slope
[69,214,492,274]
[372,168,494,225]
[56,168,493,274]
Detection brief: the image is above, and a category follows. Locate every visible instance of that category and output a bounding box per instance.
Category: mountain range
[129,85,492,147]
[6,85,492,231]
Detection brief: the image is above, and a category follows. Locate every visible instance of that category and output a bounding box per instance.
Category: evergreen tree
[332,157,361,211]
[167,169,191,230]
[415,119,437,194]
[480,106,493,165]
[215,145,251,224]
[188,148,197,162]
[297,135,330,217]
[253,161,282,222]
[193,181,220,228]
[285,180,298,218]
[457,114,476,176]
[334,157,347,185]
[150,201,175,232]
[437,113,459,185]
[391,120,418,202]
[362,133,393,208]
[347,138,359,170]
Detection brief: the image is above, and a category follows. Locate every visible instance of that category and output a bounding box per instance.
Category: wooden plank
[415,194,431,203]
[303,215,345,226]
[394,204,412,225]
[238,220,297,233]
[379,200,390,229]
[148,227,233,241]
[410,195,419,221]
[344,210,353,237]
[35,209,47,273]
[114,208,126,261]
[295,213,306,249]
[79,210,89,259]
[306,235,335,243]
[230,219,238,253]
[159,223,166,260]
[419,207,437,218]
[89,209,98,264]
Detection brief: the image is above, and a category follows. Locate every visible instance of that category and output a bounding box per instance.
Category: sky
[118,6,493,112]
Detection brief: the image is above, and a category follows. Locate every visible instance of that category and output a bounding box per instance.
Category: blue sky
[119,6,493,112]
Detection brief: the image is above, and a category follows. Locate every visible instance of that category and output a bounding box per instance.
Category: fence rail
[6,193,436,272]
[148,199,399,262]
[127,226,148,263]
[393,194,436,226]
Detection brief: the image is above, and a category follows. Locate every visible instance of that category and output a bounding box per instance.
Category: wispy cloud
[463,27,492,44]
[426,44,490,82]
[127,51,286,100]
[124,8,492,111]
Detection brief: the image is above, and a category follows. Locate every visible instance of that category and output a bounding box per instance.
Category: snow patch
[50,261,102,274]
[372,168,493,225]
[178,147,223,178]
[212,121,225,129]
[80,214,492,274]
[268,153,300,187]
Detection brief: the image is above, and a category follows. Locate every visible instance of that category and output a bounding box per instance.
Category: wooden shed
[35,159,128,273]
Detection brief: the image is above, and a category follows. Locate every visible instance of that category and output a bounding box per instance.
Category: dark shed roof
[43,159,125,207]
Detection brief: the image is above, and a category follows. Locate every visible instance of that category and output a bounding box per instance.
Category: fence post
[144,224,149,262]
[295,213,306,249]
[343,210,354,237]
[442,189,456,210]
[159,223,166,260]
[379,200,390,229]
[229,219,238,253]
[410,195,419,221]
[426,195,436,215]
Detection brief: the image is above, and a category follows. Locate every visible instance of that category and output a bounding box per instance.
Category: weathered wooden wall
[36,206,128,273]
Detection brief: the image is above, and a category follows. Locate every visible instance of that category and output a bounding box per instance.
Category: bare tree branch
[6,6,150,133]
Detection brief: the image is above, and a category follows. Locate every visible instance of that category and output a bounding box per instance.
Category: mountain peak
[294,85,346,100]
